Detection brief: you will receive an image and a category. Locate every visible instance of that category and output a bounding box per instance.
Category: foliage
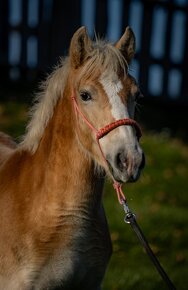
[0,102,187,290]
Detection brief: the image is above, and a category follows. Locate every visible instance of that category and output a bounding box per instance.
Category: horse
[0,26,145,290]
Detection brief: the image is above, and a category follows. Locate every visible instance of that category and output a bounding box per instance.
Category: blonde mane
[20,58,70,153]
[20,40,128,154]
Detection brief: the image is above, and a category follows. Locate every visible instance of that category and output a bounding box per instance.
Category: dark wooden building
[0,0,188,103]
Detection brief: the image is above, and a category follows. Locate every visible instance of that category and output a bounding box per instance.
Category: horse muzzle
[106,147,145,183]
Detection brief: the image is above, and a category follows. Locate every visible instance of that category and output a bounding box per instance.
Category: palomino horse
[0,27,145,290]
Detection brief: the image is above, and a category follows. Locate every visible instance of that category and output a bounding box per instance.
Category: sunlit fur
[0,26,142,289]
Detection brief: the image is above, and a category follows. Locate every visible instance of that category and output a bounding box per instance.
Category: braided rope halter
[71,93,142,204]
[71,93,177,290]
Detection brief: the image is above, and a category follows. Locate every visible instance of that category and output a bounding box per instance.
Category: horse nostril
[116,151,127,171]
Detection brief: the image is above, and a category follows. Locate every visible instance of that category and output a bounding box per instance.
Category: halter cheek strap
[71,94,142,204]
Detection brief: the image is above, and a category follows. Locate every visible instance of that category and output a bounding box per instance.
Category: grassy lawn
[0,101,187,290]
[103,133,188,290]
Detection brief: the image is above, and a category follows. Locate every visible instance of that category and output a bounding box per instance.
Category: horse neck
[32,87,104,208]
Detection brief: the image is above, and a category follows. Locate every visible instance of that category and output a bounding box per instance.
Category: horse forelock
[78,39,128,82]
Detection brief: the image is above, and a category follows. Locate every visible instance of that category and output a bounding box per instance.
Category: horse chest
[34,209,112,289]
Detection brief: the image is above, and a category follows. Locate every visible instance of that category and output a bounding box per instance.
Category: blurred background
[0,0,188,289]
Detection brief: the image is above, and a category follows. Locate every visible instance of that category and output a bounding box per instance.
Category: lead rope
[121,199,176,290]
[71,94,176,290]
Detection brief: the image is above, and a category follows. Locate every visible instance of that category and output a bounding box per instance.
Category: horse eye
[80,91,92,102]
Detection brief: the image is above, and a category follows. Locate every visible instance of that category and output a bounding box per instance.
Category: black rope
[122,201,176,290]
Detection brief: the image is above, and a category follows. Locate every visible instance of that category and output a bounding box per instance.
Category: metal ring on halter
[124,212,136,224]
[121,199,136,223]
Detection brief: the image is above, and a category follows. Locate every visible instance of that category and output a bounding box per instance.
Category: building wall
[0,0,188,103]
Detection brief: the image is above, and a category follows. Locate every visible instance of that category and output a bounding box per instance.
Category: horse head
[68,26,145,184]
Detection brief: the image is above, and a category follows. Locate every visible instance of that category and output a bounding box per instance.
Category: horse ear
[115,27,136,63]
[69,26,92,69]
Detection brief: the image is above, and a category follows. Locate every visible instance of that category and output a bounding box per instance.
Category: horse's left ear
[69,26,92,69]
[115,27,136,63]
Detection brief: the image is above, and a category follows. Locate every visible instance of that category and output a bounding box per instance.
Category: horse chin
[111,169,129,184]
[112,168,141,184]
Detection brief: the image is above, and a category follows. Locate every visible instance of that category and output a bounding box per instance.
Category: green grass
[103,134,188,290]
[0,101,188,290]
[0,101,28,140]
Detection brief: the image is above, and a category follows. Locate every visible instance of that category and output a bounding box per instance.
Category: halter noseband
[71,93,142,204]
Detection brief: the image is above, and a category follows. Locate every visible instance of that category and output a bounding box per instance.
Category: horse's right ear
[69,26,92,69]
[115,27,136,63]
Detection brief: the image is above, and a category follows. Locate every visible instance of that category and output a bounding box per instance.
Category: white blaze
[99,72,137,148]
[99,73,142,181]
[99,73,129,120]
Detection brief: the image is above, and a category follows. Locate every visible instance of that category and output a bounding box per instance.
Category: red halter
[71,94,142,204]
